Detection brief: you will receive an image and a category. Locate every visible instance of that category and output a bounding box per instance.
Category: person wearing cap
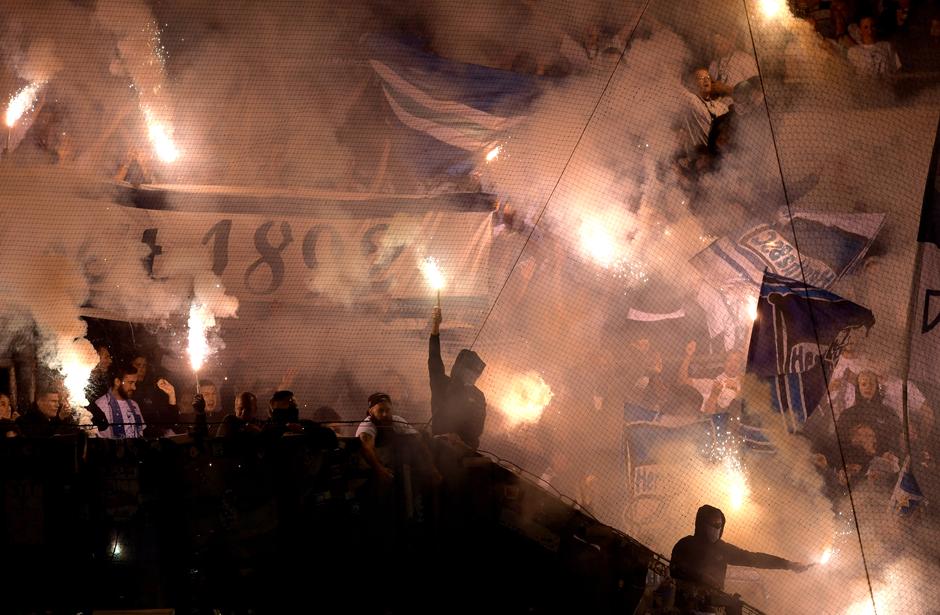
[357,393,440,484]
[429,307,487,450]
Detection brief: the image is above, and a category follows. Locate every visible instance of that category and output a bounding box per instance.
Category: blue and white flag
[891,457,925,516]
[746,272,874,430]
[367,35,539,162]
[691,211,884,291]
[622,403,712,499]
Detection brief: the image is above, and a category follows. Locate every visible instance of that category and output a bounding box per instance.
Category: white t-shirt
[847,42,901,76]
[690,374,742,414]
[356,415,418,440]
[682,91,729,150]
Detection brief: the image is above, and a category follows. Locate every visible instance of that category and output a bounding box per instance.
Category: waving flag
[691,211,884,291]
[366,35,540,170]
[746,273,874,430]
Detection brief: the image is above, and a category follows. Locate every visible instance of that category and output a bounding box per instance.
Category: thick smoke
[2,0,939,612]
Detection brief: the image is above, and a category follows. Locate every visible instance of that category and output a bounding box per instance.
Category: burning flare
[716,455,751,513]
[420,257,446,291]
[143,106,180,163]
[819,546,833,565]
[498,372,554,426]
[5,82,43,127]
[579,217,619,268]
[485,145,501,162]
[187,303,213,372]
[758,0,787,19]
[59,339,99,407]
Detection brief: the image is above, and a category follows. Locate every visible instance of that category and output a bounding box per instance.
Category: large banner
[102,186,494,310]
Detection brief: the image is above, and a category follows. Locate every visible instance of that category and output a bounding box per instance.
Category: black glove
[193,394,206,414]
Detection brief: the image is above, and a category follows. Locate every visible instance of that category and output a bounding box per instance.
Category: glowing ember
[187,303,214,372]
[485,145,501,162]
[579,217,619,268]
[59,340,99,407]
[758,0,786,18]
[5,82,43,127]
[143,106,180,163]
[420,257,446,291]
[819,547,833,565]
[498,372,553,426]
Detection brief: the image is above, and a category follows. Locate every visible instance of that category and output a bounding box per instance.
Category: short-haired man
[16,385,76,437]
[93,363,148,439]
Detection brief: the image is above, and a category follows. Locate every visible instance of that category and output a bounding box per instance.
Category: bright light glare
[5,82,43,127]
[745,295,759,322]
[579,217,619,268]
[819,547,833,565]
[143,106,180,163]
[721,456,750,512]
[759,0,786,18]
[499,372,554,426]
[486,145,501,162]
[60,341,98,407]
[420,257,446,291]
[188,303,213,371]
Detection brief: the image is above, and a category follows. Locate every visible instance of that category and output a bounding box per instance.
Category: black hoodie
[670,504,791,591]
[429,334,486,449]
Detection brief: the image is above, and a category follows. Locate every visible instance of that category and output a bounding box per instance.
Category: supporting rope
[741,3,878,612]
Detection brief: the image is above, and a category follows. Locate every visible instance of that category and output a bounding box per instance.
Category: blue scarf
[106,392,142,438]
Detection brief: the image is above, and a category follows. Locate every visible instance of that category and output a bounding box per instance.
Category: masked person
[671,505,812,613]
[428,307,486,450]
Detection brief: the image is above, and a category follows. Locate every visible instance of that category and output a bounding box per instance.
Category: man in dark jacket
[429,307,486,450]
[16,387,79,438]
[671,505,811,611]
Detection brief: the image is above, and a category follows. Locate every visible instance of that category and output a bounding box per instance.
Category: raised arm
[429,307,447,394]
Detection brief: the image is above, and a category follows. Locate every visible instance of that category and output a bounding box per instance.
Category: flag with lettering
[909,118,940,387]
[691,211,884,291]
[746,272,874,430]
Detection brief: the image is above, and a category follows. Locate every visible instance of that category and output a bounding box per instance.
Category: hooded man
[429,307,486,450]
[671,505,811,609]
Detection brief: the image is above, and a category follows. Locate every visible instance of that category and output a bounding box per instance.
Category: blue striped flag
[367,35,540,170]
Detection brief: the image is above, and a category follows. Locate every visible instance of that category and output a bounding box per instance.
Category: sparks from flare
[420,256,446,306]
[188,303,215,394]
[819,547,833,565]
[5,82,43,128]
[485,145,501,162]
[498,372,553,426]
[143,106,180,163]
